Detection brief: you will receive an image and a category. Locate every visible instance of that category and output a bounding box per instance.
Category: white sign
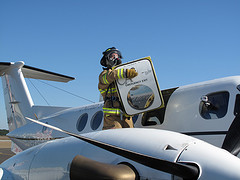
[114,57,164,115]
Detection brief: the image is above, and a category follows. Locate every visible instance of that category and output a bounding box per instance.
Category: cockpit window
[200,91,229,119]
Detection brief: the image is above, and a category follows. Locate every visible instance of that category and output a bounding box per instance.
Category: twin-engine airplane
[1,61,240,179]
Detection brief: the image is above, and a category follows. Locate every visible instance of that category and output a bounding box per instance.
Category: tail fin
[0,61,74,132]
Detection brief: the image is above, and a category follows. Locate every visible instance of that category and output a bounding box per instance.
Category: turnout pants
[102,114,134,130]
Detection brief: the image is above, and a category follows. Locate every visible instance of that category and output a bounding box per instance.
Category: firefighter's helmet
[100,47,122,68]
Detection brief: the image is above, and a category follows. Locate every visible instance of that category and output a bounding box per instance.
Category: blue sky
[0,0,239,129]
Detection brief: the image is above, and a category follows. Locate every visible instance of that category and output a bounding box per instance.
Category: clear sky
[0,0,239,129]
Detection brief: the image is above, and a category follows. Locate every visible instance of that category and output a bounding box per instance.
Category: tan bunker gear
[98,68,137,130]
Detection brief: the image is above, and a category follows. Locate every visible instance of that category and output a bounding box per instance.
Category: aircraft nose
[177,141,240,179]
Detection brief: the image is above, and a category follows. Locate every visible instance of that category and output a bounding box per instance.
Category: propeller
[222,114,240,156]
[26,117,199,179]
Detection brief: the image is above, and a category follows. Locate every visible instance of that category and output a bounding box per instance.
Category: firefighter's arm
[99,69,119,85]
[114,68,138,79]
[100,68,138,86]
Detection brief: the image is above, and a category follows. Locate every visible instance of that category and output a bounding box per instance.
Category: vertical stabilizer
[1,62,34,132]
[0,61,75,132]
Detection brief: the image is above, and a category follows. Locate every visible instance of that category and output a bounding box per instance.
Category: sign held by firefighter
[114,57,164,115]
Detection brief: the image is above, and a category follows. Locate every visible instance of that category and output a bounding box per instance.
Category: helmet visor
[107,51,122,60]
[106,51,122,67]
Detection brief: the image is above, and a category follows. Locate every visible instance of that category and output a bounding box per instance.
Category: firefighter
[98,47,138,130]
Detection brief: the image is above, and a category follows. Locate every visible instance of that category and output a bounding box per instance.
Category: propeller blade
[26,117,199,179]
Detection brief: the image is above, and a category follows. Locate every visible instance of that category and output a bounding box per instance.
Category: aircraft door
[114,57,164,116]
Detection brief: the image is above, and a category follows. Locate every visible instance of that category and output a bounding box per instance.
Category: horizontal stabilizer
[0,62,75,82]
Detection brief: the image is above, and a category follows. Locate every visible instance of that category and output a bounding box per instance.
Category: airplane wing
[26,117,199,179]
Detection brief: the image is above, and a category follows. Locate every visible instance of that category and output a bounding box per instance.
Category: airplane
[1,61,240,179]
[0,61,239,156]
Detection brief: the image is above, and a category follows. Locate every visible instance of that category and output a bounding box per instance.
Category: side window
[200,91,229,119]
[76,113,88,132]
[91,111,103,130]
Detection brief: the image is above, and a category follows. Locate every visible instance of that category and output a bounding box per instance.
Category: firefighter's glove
[126,68,138,79]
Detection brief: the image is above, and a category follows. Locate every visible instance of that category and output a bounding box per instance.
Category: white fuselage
[7,76,240,152]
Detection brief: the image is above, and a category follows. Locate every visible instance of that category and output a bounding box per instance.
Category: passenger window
[200,91,229,119]
[76,113,88,132]
[91,111,103,130]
